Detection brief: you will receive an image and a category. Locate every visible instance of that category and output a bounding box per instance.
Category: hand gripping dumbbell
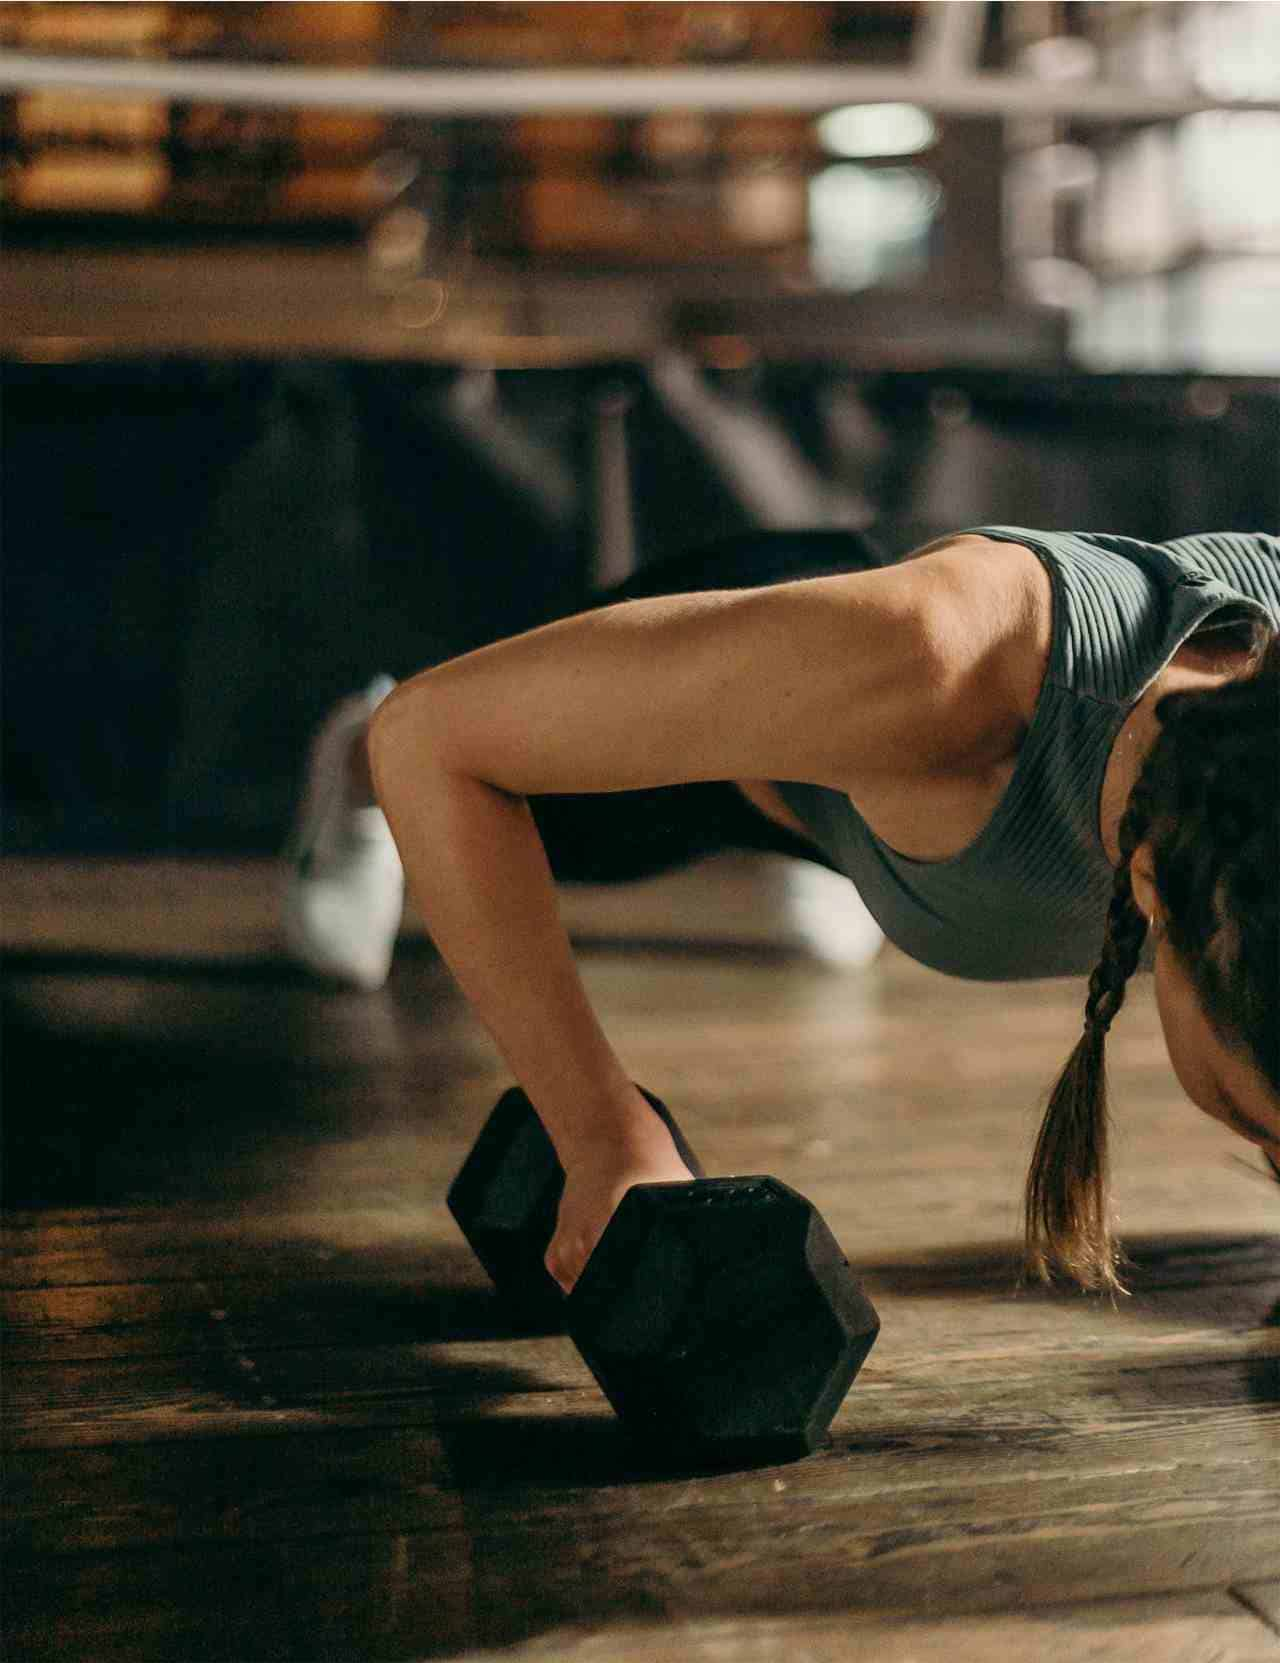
[448,1086,880,1464]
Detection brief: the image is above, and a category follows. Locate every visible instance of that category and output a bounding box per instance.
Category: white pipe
[0,52,1276,122]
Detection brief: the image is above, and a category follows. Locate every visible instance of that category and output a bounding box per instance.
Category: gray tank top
[776,527,1280,981]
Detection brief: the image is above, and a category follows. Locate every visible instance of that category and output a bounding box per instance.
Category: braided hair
[1026,626,1280,1293]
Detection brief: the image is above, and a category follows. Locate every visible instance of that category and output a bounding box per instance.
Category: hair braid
[1086,773,1160,1035]
[1025,779,1154,1293]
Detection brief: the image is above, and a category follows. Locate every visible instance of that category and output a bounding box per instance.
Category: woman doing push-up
[282,525,1280,1296]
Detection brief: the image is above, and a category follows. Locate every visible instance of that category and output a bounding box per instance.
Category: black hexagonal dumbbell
[448,1086,880,1464]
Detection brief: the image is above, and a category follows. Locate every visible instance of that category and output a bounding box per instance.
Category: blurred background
[3,0,1279,855]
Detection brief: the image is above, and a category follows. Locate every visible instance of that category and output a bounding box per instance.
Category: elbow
[366,673,512,810]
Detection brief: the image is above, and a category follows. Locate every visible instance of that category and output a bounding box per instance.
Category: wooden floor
[4,856,1279,1663]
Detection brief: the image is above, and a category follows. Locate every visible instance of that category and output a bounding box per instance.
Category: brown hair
[1025,626,1280,1293]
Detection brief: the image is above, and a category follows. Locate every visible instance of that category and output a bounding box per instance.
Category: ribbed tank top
[776,527,1280,981]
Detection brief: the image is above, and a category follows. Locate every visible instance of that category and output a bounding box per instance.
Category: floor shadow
[828,1420,1063,1461]
[1,1002,363,1208]
[855,1239,1280,1418]
[1245,1294,1280,1407]
[0,978,464,1209]
[239,1265,567,1348]
[1,932,451,983]
[439,1408,799,1491]
[407,1280,567,1344]
[2,948,333,985]
[563,932,804,966]
[1117,1231,1280,1288]
[0,930,796,979]
[223,1327,562,1418]
[855,1231,1280,1302]
[855,1242,1028,1299]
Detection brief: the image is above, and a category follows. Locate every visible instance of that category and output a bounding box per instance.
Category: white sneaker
[281,675,404,990]
[782,861,884,969]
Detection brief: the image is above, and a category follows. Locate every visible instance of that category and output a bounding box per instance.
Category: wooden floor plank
[5,1425,458,1556]
[1238,1583,1280,1636]
[4,1333,1276,1457]
[7,1177,1277,1298]
[12,1580,1279,1663]
[6,1457,1279,1654]
[3,1530,475,1663]
[4,1244,1276,1364]
[8,1403,1278,1590]
[457,1595,1280,1662]
[6,1266,1276,1443]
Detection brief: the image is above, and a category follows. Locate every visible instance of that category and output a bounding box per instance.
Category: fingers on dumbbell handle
[444,1083,702,1327]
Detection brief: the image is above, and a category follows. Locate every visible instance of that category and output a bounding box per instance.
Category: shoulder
[890,533,1054,773]
[1165,530,1280,568]
[1164,530,1280,633]
[738,534,1050,783]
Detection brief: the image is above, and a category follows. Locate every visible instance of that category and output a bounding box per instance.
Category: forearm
[368,703,653,1163]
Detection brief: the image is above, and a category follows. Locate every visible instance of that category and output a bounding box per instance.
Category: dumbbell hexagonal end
[447,1087,567,1331]
[566,1176,878,1464]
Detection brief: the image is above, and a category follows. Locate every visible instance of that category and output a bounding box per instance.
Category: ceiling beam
[0,51,1276,122]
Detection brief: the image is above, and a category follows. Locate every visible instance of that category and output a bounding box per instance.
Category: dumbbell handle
[447,1084,704,1327]
[632,1088,706,1181]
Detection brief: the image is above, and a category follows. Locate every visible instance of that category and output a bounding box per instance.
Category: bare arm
[366,551,1017,1164]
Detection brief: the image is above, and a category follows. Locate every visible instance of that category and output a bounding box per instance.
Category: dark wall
[4,357,1277,854]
